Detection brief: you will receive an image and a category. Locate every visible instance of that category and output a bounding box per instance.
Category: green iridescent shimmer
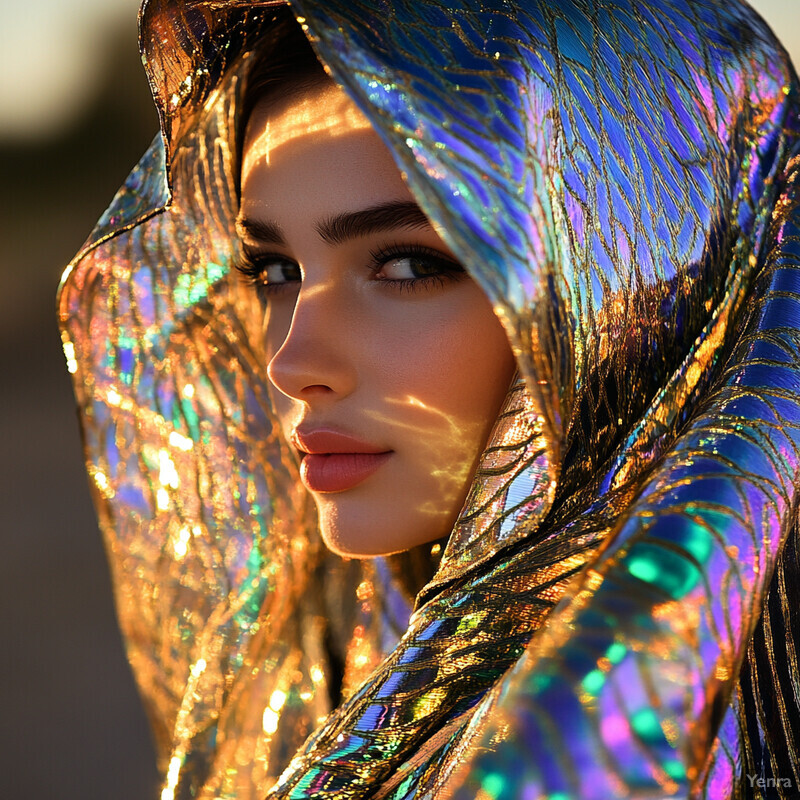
[58,1,800,798]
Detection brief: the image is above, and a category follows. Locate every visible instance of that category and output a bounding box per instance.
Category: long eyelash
[234,250,261,285]
[367,242,461,270]
[234,249,297,297]
[367,242,466,293]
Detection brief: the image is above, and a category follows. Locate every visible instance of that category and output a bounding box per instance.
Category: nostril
[300,384,335,396]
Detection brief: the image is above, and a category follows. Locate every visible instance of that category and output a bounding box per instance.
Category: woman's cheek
[387,289,513,428]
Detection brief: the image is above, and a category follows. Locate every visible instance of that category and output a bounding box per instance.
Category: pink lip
[292,428,393,493]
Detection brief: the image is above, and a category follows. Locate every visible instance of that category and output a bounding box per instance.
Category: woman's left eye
[371,245,465,287]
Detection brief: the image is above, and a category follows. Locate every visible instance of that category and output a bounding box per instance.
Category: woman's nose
[266,282,358,402]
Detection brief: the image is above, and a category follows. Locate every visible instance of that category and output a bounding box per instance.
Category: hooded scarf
[58,1,800,798]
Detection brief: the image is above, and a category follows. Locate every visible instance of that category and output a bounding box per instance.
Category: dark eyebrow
[316,201,431,245]
[236,217,287,246]
[236,200,431,249]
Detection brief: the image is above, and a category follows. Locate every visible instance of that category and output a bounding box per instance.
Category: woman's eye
[373,249,465,285]
[258,260,301,287]
[378,256,442,280]
[236,254,301,298]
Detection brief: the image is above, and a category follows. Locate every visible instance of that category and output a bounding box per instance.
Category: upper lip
[291,427,392,455]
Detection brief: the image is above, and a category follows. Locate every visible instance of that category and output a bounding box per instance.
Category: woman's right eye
[236,254,301,298]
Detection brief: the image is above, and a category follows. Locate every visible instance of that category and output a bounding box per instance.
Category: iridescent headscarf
[58,1,800,797]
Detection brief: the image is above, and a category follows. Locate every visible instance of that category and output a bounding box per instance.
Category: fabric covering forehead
[58,0,800,798]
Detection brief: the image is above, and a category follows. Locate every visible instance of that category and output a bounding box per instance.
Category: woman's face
[240,81,516,557]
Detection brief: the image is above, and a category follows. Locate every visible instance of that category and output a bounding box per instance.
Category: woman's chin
[321,535,406,559]
[314,498,454,559]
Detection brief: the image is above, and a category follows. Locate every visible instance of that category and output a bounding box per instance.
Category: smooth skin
[239,81,516,557]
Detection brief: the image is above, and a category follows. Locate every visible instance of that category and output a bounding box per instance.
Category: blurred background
[1,1,799,797]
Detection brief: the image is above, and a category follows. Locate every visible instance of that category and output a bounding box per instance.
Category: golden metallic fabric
[58,1,800,797]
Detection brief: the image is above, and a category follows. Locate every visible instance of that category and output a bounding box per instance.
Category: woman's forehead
[242,83,373,176]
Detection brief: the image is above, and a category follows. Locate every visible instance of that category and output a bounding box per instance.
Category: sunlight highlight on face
[239,81,516,557]
[242,88,373,171]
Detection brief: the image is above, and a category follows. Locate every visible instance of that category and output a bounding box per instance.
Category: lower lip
[300,452,392,493]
